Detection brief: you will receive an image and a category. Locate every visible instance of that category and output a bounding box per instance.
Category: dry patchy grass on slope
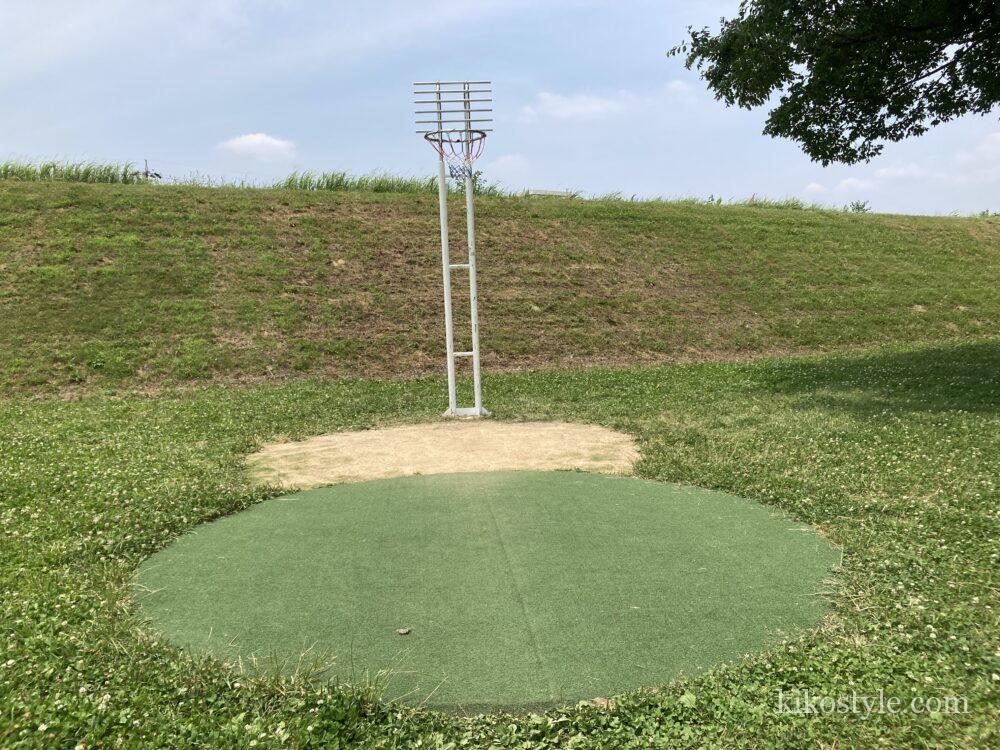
[0,181,997,393]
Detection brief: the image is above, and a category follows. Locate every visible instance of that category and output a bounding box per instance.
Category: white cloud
[972,132,1000,160]
[837,177,875,192]
[907,130,1000,188]
[0,1,601,86]
[522,91,634,122]
[0,1,278,85]
[520,81,695,124]
[216,132,296,161]
[955,131,1000,177]
[822,133,1000,200]
[804,181,826,194]
[484,154,536,188]
[873,163,924,180]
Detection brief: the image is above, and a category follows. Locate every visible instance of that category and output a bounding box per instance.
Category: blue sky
[3,0,998,215]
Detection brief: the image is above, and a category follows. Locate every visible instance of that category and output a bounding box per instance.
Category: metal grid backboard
[413,81,493,136]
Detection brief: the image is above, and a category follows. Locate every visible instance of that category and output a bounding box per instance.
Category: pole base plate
[445,406,490,419]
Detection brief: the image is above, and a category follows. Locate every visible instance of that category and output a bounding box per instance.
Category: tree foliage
[672,1,1000,164]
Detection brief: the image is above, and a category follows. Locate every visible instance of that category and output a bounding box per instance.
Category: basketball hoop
[424,129,487,180]
[413,81,493,417]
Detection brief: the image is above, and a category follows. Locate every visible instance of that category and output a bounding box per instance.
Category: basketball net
[424,129,486,180]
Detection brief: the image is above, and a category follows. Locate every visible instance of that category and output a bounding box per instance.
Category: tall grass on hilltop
[0,160,509,195]
[281,171,439,194]
[0,159,994,214]
[593,192,833,211]
[281,170,509,197]
[0,160,150,184]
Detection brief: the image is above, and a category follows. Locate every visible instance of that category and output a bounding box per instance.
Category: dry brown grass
[0,182,996,393]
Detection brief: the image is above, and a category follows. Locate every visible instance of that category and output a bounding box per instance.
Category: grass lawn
[2,340,997,748]
[1,182,997,394]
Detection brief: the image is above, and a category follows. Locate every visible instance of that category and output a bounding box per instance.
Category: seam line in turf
[483,494,554,699]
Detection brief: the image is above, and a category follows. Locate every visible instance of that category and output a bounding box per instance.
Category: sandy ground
[247,421,639,489]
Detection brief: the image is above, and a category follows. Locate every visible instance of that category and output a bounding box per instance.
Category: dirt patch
[247,421,639,489]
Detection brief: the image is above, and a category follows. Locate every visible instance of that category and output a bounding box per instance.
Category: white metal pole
[437,157,458,414]
[461,82,485,416]
[464,170,484,414]
[433,84,458,415]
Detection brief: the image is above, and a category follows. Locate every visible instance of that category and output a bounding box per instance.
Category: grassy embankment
[0,176,997,747]
[1,180,996,394]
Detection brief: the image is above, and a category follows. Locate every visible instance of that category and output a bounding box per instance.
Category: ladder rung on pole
[454,351,474,358]
[449,263,470,270]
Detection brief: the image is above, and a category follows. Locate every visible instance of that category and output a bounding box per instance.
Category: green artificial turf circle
[135,471,839,711]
